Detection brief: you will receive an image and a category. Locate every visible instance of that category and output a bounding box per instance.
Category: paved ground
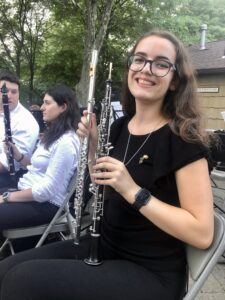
[193,258,225,299]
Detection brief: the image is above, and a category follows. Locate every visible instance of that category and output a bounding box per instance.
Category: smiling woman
[0,31,214,300]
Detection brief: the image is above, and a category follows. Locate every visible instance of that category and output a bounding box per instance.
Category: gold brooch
[139,154,149,164]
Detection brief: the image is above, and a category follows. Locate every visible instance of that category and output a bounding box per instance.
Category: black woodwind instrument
[84,62,113,266]
[1,83,15,176]
[73,49,99,245]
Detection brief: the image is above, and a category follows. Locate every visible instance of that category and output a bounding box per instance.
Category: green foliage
[0,0,225,104]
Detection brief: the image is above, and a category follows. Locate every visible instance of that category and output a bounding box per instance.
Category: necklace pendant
[139,154,149,164]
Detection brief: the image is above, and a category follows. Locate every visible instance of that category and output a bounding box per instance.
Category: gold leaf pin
[139,154,149,164]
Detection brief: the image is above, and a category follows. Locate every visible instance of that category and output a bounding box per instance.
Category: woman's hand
[92,156,140,203]
[76,110,98,158]
[76,110,98,138]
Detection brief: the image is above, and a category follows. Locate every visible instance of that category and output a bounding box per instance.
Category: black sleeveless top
[101,116,210,272]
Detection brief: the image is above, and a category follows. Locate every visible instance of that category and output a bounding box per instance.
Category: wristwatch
[2,192,10,203]
[132,188,151,211]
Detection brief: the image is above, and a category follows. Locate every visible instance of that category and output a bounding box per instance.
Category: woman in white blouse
[0,84,80,234]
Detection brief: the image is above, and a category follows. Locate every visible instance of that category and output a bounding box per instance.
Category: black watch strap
[132,188,151,211]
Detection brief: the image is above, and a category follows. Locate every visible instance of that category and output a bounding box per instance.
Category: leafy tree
[1,0,225,106]
[0,0,51,104]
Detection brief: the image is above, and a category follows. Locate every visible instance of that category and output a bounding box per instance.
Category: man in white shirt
[0,71,39,190]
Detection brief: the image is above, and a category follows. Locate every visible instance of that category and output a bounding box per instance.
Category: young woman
[0,31,213,300]
[0,84,80,234]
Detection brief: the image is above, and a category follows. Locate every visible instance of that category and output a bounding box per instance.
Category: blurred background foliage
[0,0,225,107]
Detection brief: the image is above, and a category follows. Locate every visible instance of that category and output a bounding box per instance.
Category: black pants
[0,201,59,252]
[0,201,58,231]
[0,237,187,300]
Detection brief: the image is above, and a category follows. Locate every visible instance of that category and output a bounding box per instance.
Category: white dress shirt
[0,102,40,171]
[18,130,80,207]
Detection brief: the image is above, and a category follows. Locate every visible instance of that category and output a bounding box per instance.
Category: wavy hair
[121,30,210,145]
[41,84,80,149]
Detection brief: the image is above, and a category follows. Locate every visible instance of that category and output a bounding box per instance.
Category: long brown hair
[41,84,80,149]
[121,30,210,145]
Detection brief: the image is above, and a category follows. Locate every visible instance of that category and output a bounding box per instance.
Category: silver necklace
[123,119,163,166]
[123,132,152,166]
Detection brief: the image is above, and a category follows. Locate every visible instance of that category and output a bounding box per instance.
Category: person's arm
[3,141,31,167]
[91,156,214,250]
[0,188,34,203]
[9,107,39,169]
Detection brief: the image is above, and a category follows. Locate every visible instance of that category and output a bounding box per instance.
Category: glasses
[128,54,176,77]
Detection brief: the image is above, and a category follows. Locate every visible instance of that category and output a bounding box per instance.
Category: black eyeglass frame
[128,54,176,77]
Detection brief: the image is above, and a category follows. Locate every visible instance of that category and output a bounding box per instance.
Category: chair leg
[8,241,15,255]
[0,238,15,256]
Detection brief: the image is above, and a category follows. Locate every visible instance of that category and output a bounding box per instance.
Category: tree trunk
[75,0,115,107]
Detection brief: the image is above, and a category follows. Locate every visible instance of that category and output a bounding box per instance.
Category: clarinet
[1,83,15,176]
[73,49,99,245]
[84,63,113,266]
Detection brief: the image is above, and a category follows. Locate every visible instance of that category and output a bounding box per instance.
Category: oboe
[73,49,98,245]
[1,83,15,176]
[84,63,113,266]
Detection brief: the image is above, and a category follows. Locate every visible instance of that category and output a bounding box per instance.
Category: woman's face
[41,94,66,122]
[128,35,177,105]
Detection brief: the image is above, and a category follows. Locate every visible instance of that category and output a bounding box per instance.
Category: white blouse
[18,130,80,207]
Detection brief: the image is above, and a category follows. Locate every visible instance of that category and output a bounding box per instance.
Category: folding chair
[211,168,225,214]
[0,171,91,255]
[184,212,225,299]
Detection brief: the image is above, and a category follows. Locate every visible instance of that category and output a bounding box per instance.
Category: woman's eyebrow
[134,51,147,56]
[134,51,172,62]
[155,55,172,62]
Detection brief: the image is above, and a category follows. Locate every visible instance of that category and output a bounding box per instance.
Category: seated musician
[0,31,214,300]
[0,71,40,190]
[0,84,80,253]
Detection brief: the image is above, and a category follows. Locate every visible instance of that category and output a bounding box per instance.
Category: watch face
[137,189,151,204]
[133,188,151,211]
[141,189,151,203]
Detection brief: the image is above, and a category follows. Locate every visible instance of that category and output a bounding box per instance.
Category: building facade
[188,25,225,130]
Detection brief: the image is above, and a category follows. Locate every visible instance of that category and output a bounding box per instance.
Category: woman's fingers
[77,121,89,137]
[91,157,130,192]
[76,112,97,139]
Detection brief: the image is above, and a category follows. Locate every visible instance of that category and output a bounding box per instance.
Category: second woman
[0,84,80,240]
